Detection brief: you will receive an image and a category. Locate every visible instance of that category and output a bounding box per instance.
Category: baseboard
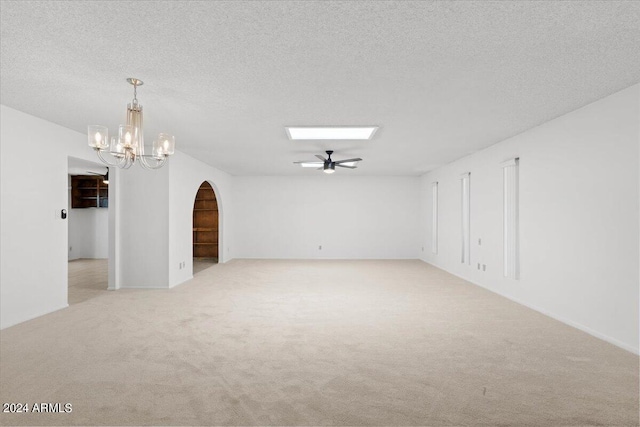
[118,285,170,289]
[230,257,421,261]
[1,303,69,330]
[421,261,639,356]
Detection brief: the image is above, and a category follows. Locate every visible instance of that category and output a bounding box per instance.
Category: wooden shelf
[193,182,218,259]
[71,175,108,209]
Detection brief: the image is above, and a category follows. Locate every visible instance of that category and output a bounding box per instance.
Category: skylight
[286,126,378,140]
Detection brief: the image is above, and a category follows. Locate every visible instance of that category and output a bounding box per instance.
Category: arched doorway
[193,181,218,274]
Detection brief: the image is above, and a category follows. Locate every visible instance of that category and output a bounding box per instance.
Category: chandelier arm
[123,152,135,169]
[129,151,136,167]
[96,149,128,167]
[138,155,166,170]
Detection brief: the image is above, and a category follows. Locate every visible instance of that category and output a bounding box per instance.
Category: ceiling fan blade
[334,158,362,164]
[336,164,357,169]
[293,161,322,164]
[315,154,327,162]
[294,161,324,168]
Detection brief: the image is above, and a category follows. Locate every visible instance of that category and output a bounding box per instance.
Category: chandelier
[87,78,175,169]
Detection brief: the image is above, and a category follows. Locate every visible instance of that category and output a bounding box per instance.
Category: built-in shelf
[71,175,108,209]
[193,182,218,259]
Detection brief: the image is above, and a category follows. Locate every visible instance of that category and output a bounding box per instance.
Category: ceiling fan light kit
[88,78,175,170]
[85,168,109,184]
[323,162,335,174]
[294,150,363,174]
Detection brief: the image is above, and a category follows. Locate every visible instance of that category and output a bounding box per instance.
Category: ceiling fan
[86,169,109,184]
[294,150,362,174]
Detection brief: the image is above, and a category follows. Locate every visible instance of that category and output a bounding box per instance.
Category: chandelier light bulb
[88,125,109,149]
[155,133,175,156]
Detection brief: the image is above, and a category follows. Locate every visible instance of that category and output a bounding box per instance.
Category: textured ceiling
[2,1,639,176]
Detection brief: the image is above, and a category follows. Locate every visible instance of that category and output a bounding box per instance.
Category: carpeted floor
[0,260,638,426]
[68,259,109,305]
[193,258,217,275]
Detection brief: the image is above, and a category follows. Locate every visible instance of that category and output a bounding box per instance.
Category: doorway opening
[67,157,110,304]
[193,181,219,274]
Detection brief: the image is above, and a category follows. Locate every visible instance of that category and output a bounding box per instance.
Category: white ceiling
[2,1,639,176]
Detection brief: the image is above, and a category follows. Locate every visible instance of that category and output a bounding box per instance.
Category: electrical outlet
[318,245,322,250]
[478,238,482,245]
[69,246,72,252]
[482,264,486,271]
[421,246,424,252]
[477,263,481,270]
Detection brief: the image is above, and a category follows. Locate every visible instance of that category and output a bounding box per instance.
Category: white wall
[117,164,170,288]
[0,105,112,328]
[232,176,420,259]
[420,84,640,353]
[168,151,232,288]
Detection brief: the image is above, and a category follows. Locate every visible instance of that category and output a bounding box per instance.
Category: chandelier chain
[132,83,138,105]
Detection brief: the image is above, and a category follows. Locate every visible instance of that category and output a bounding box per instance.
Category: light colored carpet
[193,259,217,275]
[0,260,637,426]
[68,259,109,305]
